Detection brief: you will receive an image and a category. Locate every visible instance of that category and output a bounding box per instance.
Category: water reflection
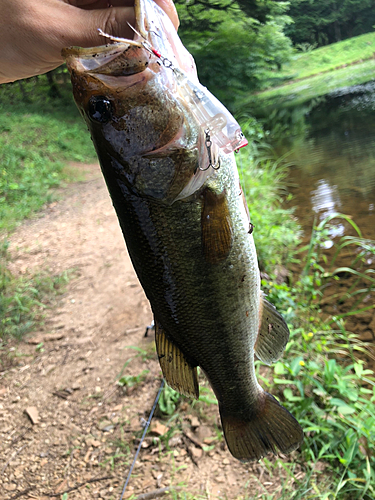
[258,81,375,365]
[270,82,375,242]
[310,180,344,248]
[311,179,341,216]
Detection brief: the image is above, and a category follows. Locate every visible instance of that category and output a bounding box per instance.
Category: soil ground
[0,164,304,500]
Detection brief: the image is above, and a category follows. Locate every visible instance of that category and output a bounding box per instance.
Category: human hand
[0,0,179,84]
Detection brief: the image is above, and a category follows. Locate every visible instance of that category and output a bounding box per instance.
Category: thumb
[60,6,136,49]
[60,0,179,50]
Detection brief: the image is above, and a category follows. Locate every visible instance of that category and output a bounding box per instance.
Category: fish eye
[88,96,112,123]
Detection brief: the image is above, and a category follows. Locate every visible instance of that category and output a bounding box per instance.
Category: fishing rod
[119,379,165,500]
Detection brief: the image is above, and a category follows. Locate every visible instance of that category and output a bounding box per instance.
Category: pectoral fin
[201,188,233,265]
[155,321,199,399]
[254,293,290,365]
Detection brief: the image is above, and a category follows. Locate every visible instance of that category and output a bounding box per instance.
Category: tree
[176,0,293,108]
[285,0,375,46]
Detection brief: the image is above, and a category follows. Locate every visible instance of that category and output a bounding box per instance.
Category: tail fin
[220,392,303,462]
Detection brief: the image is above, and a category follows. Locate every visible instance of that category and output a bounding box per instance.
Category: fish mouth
[62,0,196,81]
[61,0,149,79]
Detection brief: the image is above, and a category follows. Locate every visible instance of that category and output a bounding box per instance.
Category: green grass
[237,122,302,272]
[277,32,375,81]
[238,32,375,112]
[239,59,375,112]
[0,239,72,341]
[239,146,375,498]
[0,75,96,341]
[237,137,375,498]
[0,75,96,233]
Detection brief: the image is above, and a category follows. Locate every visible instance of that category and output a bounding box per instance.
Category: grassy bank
[235,130,375,499]
[238,32,375,111]
[274,32,375,82]
[0,75,96,340]
[0,76,96,232]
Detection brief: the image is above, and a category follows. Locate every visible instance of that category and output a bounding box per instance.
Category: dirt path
[0,164,303,500]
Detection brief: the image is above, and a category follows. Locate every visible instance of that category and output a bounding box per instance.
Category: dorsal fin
[254,293,290,365]
[155,320,199,399]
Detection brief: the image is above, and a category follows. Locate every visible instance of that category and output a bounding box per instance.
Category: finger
[68,0,134,8]
[55,5,136,50]
[57,2,179,52]
[154,0,179,30]
[69,0,179,30]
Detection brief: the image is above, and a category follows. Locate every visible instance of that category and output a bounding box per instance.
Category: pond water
[265,82,375,364]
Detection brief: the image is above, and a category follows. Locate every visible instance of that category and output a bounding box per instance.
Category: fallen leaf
[25,406,39,425]
[150,421,168,436]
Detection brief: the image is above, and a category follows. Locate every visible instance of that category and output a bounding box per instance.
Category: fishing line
[119,379,165,500]
[238,145,248,201]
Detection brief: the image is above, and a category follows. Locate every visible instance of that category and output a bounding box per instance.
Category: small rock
[190,416,200,428]
[43,333,65,341]
[98,420,114,432]
[215,475,225,483]
[25,406,39,425]
[189,446,202,460]
[4,483,17,491]
[226,472,237,485]
[168,435,183,448]
[27,336,44,345]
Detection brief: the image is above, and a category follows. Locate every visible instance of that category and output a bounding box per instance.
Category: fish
[62,0,303,461]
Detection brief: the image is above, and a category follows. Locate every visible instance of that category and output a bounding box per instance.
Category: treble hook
[199,129,220,171]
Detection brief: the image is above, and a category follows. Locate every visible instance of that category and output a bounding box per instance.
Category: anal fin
[155,320,199,399]
[254,293,290,365]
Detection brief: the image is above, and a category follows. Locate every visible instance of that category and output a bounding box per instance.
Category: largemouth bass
[62,0,303,461]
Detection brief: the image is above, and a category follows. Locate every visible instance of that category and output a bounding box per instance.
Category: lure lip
[61,39,148,76]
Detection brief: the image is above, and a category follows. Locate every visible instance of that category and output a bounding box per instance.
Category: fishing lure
[98,28,248,170]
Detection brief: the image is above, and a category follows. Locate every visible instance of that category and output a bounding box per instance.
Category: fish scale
[105,150,262,413]
[62,0,303,462]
